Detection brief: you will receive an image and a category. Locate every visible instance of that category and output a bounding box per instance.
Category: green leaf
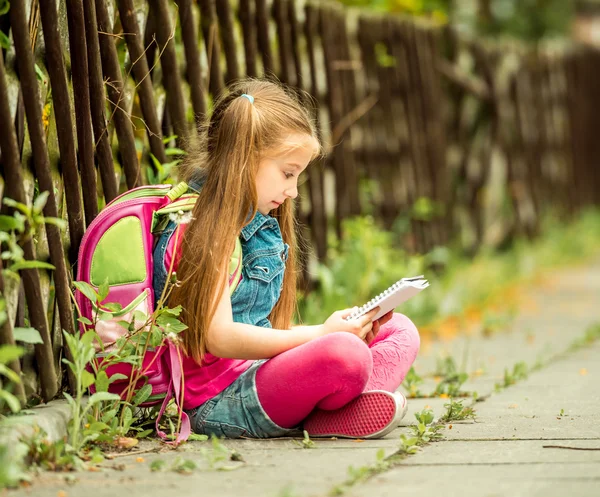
[77,316,93,326]
[12,327,43,344]
[187,433,209,442]
[0,215,23,232]
[101,409,118,424]
[88,392,121,406]
[87,421,110,433]
[9,260,56,272]
[122,406,133,430]
[32,191,49,214]
[103,302,123,313]
[62,391,76,407]
[108,373,128,384]
[165,147,186,156]
[135,428,154,439]
[73,281,99,304]
[162,134,178,144]
[34,63,46,83]
[41,217,67,230]
[0,30,10,50]
[0,390,21,413]
[98,280,110,303]
[82,370,95,389]
[0,363,20,383]
[0,1,10,16]
[95,370,109,393]
[131,384,152,406]
[0,344,25,364]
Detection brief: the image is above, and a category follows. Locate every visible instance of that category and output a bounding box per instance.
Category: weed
[329,448,390,496]
[149,456,197,474]
[568,323,600,352]
[496,361,529,391]
[433,371,469,398]
[199,435,243,471]
[293,430,316,449]
[403,367,424,398]
[439,399,477,422]
[409,409,444,443]
[397,434,420,455]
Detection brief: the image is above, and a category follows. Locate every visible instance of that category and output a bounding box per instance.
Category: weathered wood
[177,0,207,125]
[198,0,225,98]
[216,0,240,84]
[82,0,125,192]
[66,0,117,209]
[255,0,274,76]
[7,1,60,401]
[114,0,167,165]
[238,0,258,77]
[303,3,327,260]
[37,0,88,241]
[152,0,189,145]
[273,0,292,84]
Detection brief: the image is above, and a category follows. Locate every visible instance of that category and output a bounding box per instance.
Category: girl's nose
[285,185,298,199]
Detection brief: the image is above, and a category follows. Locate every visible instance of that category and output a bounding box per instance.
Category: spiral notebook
[345,275,429,322]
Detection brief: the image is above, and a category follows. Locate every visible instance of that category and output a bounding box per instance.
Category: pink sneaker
[303,390,408,439]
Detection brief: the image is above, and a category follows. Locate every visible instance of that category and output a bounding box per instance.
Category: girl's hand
[320,307,380,340]
[364,310,393,345]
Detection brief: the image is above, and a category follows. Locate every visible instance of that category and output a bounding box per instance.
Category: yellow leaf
[136,457,145,463]
[509,404,518,409]
[580,368,588,376]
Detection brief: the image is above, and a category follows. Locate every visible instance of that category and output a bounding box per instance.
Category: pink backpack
[75,182,242,444]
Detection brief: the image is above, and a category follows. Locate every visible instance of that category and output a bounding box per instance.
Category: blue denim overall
[152,180,298,437]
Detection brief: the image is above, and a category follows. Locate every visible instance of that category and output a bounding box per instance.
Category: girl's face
[255,133,320,215]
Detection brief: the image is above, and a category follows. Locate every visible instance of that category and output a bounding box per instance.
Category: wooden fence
[0,0,599,402]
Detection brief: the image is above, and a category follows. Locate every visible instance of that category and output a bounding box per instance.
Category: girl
[153,79,420,439]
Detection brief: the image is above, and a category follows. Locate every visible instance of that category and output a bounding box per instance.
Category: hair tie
[240,93,254,104]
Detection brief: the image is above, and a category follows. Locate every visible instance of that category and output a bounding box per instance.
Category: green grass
[298,209,600,333]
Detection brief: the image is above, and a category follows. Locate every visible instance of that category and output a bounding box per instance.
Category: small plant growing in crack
[495,361,528,391]
[409,408,444,444]
[294,430,315,449]
[439,399,477,423]
[403,367,424,398]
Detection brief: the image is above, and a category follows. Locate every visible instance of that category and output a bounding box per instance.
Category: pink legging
[255,313,420,428]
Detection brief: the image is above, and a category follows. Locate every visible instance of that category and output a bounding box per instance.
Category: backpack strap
[155,341,191,445]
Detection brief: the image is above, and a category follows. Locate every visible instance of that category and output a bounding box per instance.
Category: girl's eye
[284,171,295,179]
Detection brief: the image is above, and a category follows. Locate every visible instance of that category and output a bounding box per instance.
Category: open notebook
[345,276,429,322]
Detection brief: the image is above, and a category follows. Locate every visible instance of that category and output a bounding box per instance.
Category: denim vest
[152,180,289,328]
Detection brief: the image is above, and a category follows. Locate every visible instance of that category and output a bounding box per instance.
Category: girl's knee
[315,332,372,379]
[386,313,421,357]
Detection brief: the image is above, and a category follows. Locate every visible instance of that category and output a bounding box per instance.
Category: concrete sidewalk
[6,257,600,497]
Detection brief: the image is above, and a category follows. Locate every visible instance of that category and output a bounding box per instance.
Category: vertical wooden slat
[255,0,274,76]
[287,0,303,89]
[198,0,225,97]
[238,0,258,77]
[304,3,327,260]
[65,0,115,209]
[215,0,240,84]
[152,0,189,145]
[37,0,88,245]
[0,82,27,405]
[113,0,167,165]
[272,0,292,85]
[96,0,145,188]
[6,2,60,401]
[178,0,207,125]
[83,0,119,196]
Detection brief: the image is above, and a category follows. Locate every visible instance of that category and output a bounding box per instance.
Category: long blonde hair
[169,79,321,363]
